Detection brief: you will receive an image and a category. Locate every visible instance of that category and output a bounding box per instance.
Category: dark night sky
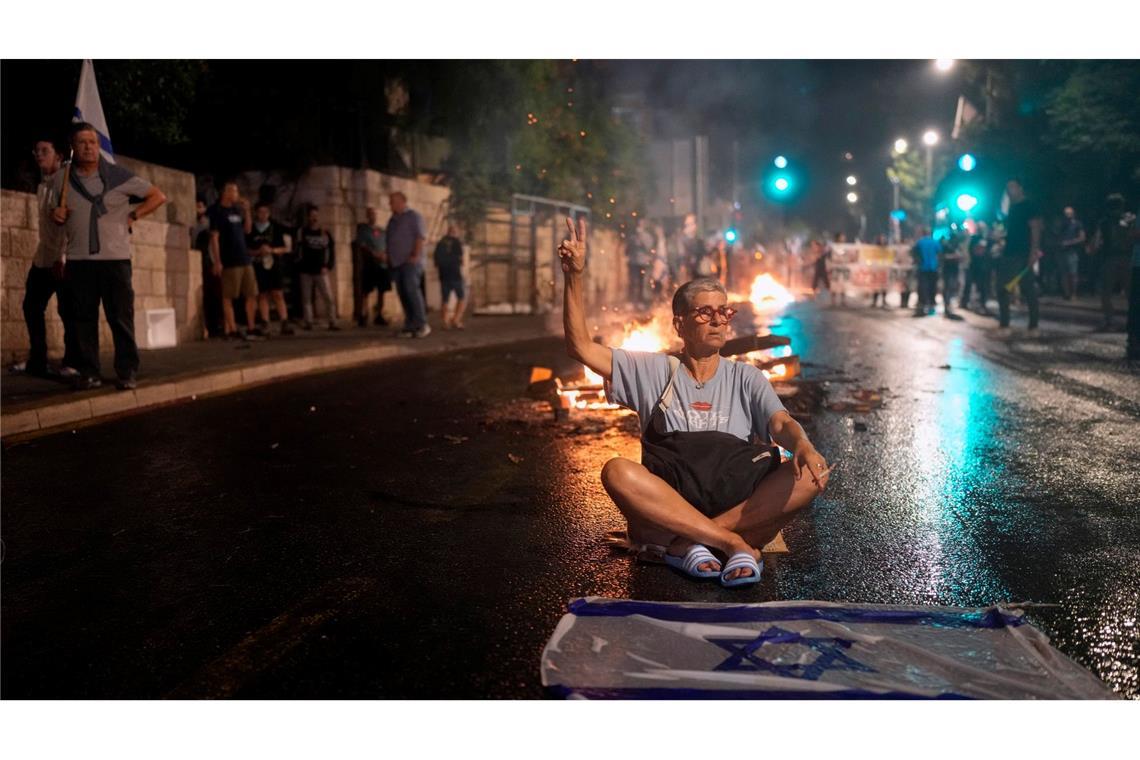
[608,60,963,232]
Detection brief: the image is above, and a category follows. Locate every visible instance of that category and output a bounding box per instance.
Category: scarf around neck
[68,160,137,255]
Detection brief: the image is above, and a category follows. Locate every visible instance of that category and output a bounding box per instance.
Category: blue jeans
[395,262,427,331]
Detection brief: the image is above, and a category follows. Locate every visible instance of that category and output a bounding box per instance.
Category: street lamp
[935,58,955,73]
[846,175,857,186]
[894,138,909,154]
[922,130,940,147]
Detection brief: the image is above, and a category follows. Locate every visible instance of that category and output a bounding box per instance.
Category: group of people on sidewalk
[11,126,469,391]
[193,190,468,342]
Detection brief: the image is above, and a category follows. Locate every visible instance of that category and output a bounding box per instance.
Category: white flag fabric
[541,597,1117,699]
[73,59,114,164]
[952,95,981,140]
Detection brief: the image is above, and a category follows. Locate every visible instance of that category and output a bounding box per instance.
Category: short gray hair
[672,278,727,316]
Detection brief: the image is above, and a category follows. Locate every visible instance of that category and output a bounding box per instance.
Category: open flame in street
[748,273,795,312]
[564,278,797,414]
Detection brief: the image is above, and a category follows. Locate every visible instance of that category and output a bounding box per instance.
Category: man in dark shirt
[960,221,992,314]
[352,206,390,327]
[1058,207,1086,301]
[1092,193,1135,331]
[433,223,466,329]
[247,202,293,335]
[940,231,964,320]
[193,197,224,337]
[295,206,339,331]
[208,181,262,339]
[996,178,1043,333]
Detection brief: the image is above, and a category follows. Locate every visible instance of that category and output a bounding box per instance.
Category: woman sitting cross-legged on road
[559,217,830,588]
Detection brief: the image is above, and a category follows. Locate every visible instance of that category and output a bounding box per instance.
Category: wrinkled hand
[51,207,70,225]
[558,216,587,275]
[211,261,222,277]
[52,260,66,281]
[793,443,830,492]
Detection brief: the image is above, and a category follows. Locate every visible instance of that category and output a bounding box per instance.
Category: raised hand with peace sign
[558,215,588,275]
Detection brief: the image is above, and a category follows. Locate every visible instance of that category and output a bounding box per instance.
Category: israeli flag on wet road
[541,597,1116,699]
[74,59,114,163]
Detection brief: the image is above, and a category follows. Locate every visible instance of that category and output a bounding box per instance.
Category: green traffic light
[956,193,979,213]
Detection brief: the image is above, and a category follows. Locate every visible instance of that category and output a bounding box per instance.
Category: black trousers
[916,271,939,311]
[22,265,80,372]
[995,257,1039,329]
[942,264,960,313]
[961,259,991,308]
[67,260,140,379]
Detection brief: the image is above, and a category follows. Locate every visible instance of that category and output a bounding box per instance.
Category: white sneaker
[60,366,81,378]
[414,325,432,339]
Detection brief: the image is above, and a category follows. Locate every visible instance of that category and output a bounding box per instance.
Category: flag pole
[58,148,74,209]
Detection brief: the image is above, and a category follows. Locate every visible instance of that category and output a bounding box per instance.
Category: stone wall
[0,156,199,365]
[466,205,627,313]
[235,167,452,323]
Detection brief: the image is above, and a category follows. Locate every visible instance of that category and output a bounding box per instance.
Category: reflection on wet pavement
[545,303,1139,697]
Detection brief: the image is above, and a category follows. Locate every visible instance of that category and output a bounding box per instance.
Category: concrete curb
[2,328,553,438]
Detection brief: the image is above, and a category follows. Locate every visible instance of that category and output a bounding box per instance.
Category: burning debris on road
[526,273,822,423]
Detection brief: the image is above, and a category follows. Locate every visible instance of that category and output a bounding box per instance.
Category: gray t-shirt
[607,349,788,443]
[53,169,151,261]
[385,208,426,268]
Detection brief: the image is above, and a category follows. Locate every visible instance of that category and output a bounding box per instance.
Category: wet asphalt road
[2,301,1138,699]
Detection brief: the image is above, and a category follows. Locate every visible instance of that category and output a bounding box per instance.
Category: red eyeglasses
[688,306,737,323]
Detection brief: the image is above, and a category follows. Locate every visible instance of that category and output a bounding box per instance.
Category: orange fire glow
[749,273,795,312]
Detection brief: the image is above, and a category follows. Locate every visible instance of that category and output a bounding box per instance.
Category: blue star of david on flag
[707,626,877,681]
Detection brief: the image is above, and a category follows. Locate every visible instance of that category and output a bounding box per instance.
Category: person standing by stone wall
[10,136,80,378]
[192,196,225,338]
[208,181,263,340]
[433,223,466,330]
[385,191,430,338]
[295,206,340,331]
[248,201,293,335]
[352,206,390,327]
[50,122,166,390]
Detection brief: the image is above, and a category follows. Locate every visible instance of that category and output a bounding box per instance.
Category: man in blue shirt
[385,191,430,338]
[208,182,262,340]
[911,226,941,317]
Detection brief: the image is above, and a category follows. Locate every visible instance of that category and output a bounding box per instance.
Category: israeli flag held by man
[74,59,114,164]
